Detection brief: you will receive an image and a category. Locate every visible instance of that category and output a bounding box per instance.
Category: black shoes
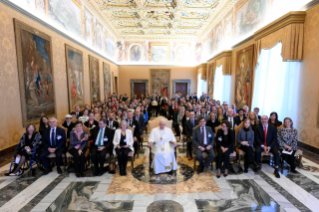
[76,173,81,178]
[197,166,204,174]
[291,169,298,174]
[80,172,85,177]
[254,165,260,172]
[274,170,280,178]
[244,169,248,173]
[93,171,99,176]
[42,168,51,175]
[57,167,62,174]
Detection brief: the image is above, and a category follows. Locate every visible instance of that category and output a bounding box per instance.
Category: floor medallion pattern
[106,156,221,195]
[147,200,183,212]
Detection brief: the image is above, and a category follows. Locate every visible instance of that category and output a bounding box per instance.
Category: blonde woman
[113,120,134,176]
[216,107,224,123]
[248,112,259,131]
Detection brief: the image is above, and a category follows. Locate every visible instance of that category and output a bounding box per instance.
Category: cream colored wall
[297,5,319,148]
[118,66,197,98]
[0,3,119,151]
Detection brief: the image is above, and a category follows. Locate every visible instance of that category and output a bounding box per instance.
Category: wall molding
[1,0,118,66]
[254,11,306,41]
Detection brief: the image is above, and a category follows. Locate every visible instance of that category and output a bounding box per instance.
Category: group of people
[6,92,299,179]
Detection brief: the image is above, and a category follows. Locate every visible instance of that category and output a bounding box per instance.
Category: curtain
[251,42,301,127]
[213,65,231,104]
[197,73,207,97]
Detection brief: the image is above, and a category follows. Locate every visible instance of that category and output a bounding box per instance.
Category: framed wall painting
[207,63,215,98]
[103,62,111,100]
[150,69,171,98]
[235,44,254,109]
[150,43,170,63]
[14,19,56,127]
[65,44,84,112]
[89,55,100,104]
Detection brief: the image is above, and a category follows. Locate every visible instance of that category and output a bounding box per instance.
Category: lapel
[266,125,271,142]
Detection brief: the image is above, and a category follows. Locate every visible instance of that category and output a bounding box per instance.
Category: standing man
[192,117,215,174]
[126,111,141,156]
[184,112,198,160]
[90,118,115,176]
[134,107,145,136]
[41,117,66,175]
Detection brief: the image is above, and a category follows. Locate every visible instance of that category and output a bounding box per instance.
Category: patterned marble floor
[0,143,319,212]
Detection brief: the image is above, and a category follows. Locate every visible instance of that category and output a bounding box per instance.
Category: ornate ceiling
[87,0,235,40]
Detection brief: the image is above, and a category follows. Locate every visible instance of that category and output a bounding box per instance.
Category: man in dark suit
[134,108,144,136]
[40,117,66,175]
[106,112,119,130]
[184,112,198,160]
[62,114,75,139]
[223,109,236,130]
[90,118,115,176]
[254,107,261,120]
[126,110,140,156]
[155,93,161,116]
[74,105,81,118]
[255,115,280,178]
[192,117,215,174]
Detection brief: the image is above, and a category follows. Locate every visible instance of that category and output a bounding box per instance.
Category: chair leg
[299,155,302,168]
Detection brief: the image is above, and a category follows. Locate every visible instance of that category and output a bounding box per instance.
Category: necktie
[229,118,233,129]
[264,126,267,146]
[191,120,194,128]
[110,121,112,128]
[98,129,103,147]
[201,127,204,146]
[51,129,56,147]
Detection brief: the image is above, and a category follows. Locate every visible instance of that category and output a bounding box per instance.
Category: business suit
[192,126,215,170]
[126,119,140,156]
[223,116,236,131]
[106,120,119,130]
[184,119,198,157]
[255,124,279,166]
[90,126,115,173]
[206,119,220,133]
[234,115,245,126]
[40,127,66,169]
[134,115,144,135]
[62,121,75,139]
[155,95,161,116]
[216,129,235,169]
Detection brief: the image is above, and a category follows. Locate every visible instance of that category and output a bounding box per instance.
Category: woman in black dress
[269,112,282,127]
[8,124,41,176]
[206,112,220,134]
[39,116,49,136]
[216,120,235,178]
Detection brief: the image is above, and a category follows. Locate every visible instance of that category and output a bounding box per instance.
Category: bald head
[227,108,233,117]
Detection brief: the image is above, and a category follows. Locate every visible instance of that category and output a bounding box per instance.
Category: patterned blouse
[19,132,42,149]
[69,130,88,150]
[277,128,298,151]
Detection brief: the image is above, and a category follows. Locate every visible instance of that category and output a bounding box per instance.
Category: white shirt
[95,127,105,145]
[109,121,113,128]
[228,117,234,129]
[200,127,207,145]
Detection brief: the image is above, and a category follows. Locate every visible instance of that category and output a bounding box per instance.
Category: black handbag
[231,162,243,174]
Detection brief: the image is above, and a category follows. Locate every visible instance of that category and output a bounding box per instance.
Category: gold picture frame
[89,55,100,104]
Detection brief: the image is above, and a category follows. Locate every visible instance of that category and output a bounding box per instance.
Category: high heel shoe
[224,169,228,177]
[216,169,221,178]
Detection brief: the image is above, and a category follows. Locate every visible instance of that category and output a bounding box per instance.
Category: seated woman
[39,116,49,137]
[69,121,88,177]
[84,113,99,134]
[216,120,235,178]
[237,119,258,173]
[113,120,134,176]
[216,107,224,123]
[278,117,298,173]
[7,124,41,176]
[248,112,259,131]
[206,112,220,134]
[269,112,282,127]
[234,108,246,126]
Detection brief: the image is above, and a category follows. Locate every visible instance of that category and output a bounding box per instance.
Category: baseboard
[299,141,319,155]
[0,144,18,158]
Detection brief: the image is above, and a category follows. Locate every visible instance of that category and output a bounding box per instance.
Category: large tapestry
[89,55,100,103]
[14,19,56,126]
[235,45,254,109]
[65,45,84,112]
[150,69,170,97]
[236,0,270,38]
[103,62,111,100]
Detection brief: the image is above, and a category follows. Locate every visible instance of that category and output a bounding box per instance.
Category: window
[251,42,301,127]
[197,73,207,97]
[213,65,231,104]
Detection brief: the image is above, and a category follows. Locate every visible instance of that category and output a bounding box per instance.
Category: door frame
[172,79,191,96]
[130,79,149,98]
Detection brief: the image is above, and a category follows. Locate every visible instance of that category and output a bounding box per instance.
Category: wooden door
[134,83,146,98]
[175,83,188,97]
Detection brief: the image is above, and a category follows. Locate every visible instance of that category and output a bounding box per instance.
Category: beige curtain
[209,51,232,75]
[253,12,305,69]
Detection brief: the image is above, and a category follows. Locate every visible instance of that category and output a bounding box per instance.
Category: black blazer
[126,119,141,141]
[89,126,115,148]
[206,119,220,133]
[255,124,278,148]
[84,120,99,133]
[134,115,144,133]
[62,121,75,139]
[184,119,199,137]
[216,129,235,151]
[234,115,246,126]
[192,126,215,150]
[42,127,66,150]
[106,120,119,130]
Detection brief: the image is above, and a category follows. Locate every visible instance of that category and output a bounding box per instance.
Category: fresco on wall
[151,44,169,63]
[194,42,202,63]
[95,20,104,51]
[65,45,84,112]
[150,69,170,97]
[89,55,100,103]
[130,45,142,62]
[203,35,213,59]
[14,19,56,126]
[83,6,94,46]
[105,35,115,59]
[103,62,111,100]
[174,45,190,62]
[36,0,46,15]
[48,0,82,38]
[235,45,254,109]
[236,0,270,38]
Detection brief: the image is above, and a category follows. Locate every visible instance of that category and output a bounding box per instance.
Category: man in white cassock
[148,119,178,174]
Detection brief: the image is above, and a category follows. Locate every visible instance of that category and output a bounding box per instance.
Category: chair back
[82,125,90,135]
[214,125,222,137]
[148,116,172,131]
[234,122,244,147]
[57,123,68,138]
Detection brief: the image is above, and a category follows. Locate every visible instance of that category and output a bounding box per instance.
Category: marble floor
[0,143,319,212]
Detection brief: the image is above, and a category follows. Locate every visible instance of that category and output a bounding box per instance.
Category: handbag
[231,162,243,174]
